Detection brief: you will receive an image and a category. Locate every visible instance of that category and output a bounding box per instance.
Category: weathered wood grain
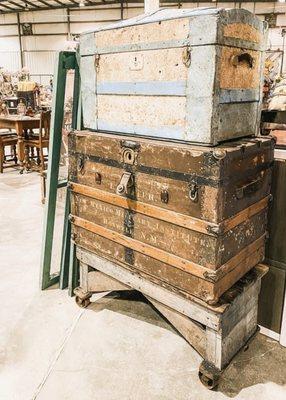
[72,214,265,281]
[70,131,273,223]
[146,296,206,357]
[71,182,269,240]
[86,270,130,292]
[76,247,222,329]
[73,218,265,303]
[76,248,264,370]
[219,47,260,89]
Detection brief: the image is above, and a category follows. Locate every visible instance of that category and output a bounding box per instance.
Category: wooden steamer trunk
[69,131,274,305]
[79,8,266,145]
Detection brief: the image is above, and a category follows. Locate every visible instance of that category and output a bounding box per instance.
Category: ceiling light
[25,2,29,10]
[79,0,86,7]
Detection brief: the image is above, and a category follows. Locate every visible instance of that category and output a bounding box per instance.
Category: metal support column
[17,13,24,69]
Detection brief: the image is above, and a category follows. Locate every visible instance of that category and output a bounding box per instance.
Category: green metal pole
[40,51,75,289]
[59,55,81,290]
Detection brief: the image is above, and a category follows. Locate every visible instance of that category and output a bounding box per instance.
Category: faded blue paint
[219,89,260,104]
[97,119,186,141]
[97,81,186,96]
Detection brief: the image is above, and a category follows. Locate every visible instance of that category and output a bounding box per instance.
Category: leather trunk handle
[231,52,254,68]
[235,177,263,199]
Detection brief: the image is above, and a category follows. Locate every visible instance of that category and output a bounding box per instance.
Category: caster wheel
[198,371,219,390]
[75,296,91,308]
[198,361,221,390]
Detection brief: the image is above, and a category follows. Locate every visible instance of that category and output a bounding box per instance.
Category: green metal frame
[40,50,80,290]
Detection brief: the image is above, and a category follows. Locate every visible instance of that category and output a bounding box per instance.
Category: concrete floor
[0,170,286,400]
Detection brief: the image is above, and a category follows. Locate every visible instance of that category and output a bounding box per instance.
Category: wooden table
[0,115,40,173]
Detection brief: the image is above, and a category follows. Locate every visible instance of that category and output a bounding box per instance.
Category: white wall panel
[0,13,17,24]
[123,6,144,19]
[70,8,121,21]
[33,23,68,35]
[178,2,196,9]
[0,37,19,51]
[71,21,118,34]
[0,52,21,71]
[24,51,56,75]
[254,2,275,14]
[20,9,67,23]
[268,28,284,50]
[275,3,286,13]
[217,3,236,9]
[22,35,67,51]
[277,14,286,27]
[29,75,52,85]
[0,25,18,36]
[239,3,255,12]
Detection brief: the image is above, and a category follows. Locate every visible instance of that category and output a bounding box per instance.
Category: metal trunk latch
[94,54,100,69]
[160,190,169,204]
[95,172,102,184]
[123,148,136,165]
[120,140,140,165]
[77,155,85,174]
[182,46,192,67]
[116,172,133,195]
[189,178,198,202]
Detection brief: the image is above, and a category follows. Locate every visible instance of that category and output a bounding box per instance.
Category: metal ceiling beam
[0,0,122,12]
[7,1,25,8]
[53,0,67,5]
[0,0,276,15]
[24,0,41,7]
[36,0,56,7]
[0,3,16,11]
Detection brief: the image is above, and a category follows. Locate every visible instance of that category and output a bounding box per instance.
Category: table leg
[16,123,25,174]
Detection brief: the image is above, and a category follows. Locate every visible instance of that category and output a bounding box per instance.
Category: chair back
[39,110,51,145]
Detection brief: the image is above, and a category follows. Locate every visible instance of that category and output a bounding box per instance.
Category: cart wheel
[75,296,90,308]
[198,361,221,390]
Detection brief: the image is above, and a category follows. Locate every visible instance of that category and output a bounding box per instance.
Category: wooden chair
[24,110,51,173]
[0,131,18,173]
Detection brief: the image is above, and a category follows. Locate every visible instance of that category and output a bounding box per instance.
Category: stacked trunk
[70,8,274,305]
[69,131,274,304]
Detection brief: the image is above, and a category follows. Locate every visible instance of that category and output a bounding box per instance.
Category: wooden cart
[74,246,267,390]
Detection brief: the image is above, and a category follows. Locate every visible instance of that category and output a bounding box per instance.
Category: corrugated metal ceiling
[0,1,275,15]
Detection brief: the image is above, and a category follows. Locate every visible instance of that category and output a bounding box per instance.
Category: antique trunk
[79,8,266,145]
[69,131,274,304]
